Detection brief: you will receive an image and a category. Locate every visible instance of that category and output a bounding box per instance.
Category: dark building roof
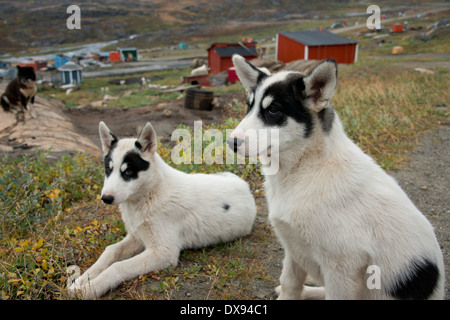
[58,61,83,71]
[117,47,137,51]
[279,31,358,46]
[214,46,258,57]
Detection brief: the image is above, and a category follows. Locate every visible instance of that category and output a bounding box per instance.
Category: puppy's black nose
[101,195,114,205]
[227,137,244,152]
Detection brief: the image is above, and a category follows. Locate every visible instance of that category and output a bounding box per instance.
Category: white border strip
[276,33,279,61]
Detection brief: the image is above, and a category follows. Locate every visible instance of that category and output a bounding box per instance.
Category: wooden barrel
[184,88,214,111]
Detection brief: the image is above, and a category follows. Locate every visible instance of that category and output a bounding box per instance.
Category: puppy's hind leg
[323,267,365,300]
[300,286,326,299]
[276,252,307,300]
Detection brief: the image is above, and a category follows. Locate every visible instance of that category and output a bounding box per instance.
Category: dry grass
[37,68,190,109]
[334,62,449,169]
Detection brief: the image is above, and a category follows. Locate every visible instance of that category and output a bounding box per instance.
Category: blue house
[58,61,83,85]
[178,42,189,50]
[54,55,71,68]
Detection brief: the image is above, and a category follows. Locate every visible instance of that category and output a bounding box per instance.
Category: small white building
[58,61,83,85]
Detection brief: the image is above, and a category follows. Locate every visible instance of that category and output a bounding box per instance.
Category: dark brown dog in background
[1,66,37,120]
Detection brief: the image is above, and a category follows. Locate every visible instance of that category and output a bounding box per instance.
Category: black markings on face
[245,65,268,114]
[135,140,142,150]
[110,132,118,147]
[246,92,255,114]
[104,143,150,181]
[104,156,113,177]
[104,137,118,177]
[120,151,150,182]
[317,107,335,134]
[256,73,314,138]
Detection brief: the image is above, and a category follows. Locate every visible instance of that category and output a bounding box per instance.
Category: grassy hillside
[0,0,444,53]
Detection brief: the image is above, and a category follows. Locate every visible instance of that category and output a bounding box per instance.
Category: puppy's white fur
[230,55,445,300]
[67,122,256,299]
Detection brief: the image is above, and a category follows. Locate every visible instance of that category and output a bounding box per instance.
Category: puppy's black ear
[232,54,267,93]
[136,122,157,154]
[99,121,118,155]
[303,59,337,112]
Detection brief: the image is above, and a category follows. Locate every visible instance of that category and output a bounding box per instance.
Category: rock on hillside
[0,87,101,157]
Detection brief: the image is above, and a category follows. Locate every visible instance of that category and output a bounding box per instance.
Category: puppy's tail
[1,94,11,111]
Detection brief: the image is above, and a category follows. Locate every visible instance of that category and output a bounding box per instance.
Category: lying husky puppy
[68,121,256,299]
[1,66,37,120]
[228,54,444,300]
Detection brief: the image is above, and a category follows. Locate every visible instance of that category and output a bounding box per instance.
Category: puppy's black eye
[268,106,279,115]
[124,169,134,176]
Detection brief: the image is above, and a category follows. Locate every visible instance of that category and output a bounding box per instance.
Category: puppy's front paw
[67,283,98,300]
[275,285,302,300]
[275,285,281,296]
[67,283,81,299]
[275,285,291,300]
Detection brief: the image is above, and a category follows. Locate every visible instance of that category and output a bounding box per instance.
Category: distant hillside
[0,0,159,52]
[0,0,437,54]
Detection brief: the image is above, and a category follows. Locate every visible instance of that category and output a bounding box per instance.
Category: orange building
[109,51,121,62]
[18,61,38,71]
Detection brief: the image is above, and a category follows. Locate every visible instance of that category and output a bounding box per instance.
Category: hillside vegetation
[0,0,442,52]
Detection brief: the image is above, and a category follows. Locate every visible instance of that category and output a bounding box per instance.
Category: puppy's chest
[120,204,154,234]
[265,177,308,222]
[20,83,36,98]
[264,177,324,241]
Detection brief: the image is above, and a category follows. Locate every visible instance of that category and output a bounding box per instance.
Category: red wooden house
[276,31,358,64]
[207,43,258,74]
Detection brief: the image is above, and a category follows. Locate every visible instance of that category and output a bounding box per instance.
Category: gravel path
[390,124,450,299]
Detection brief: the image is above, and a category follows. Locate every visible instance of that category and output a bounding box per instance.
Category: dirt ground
[390,124,450,299]
[64,91,244,148]
[0,86,244,158]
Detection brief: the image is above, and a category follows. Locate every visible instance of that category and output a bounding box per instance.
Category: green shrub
[0,150,103,237]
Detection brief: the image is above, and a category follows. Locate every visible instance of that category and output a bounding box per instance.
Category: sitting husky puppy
[68,121,256,299]
[228,54,444,300]
[1,66,37,121]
